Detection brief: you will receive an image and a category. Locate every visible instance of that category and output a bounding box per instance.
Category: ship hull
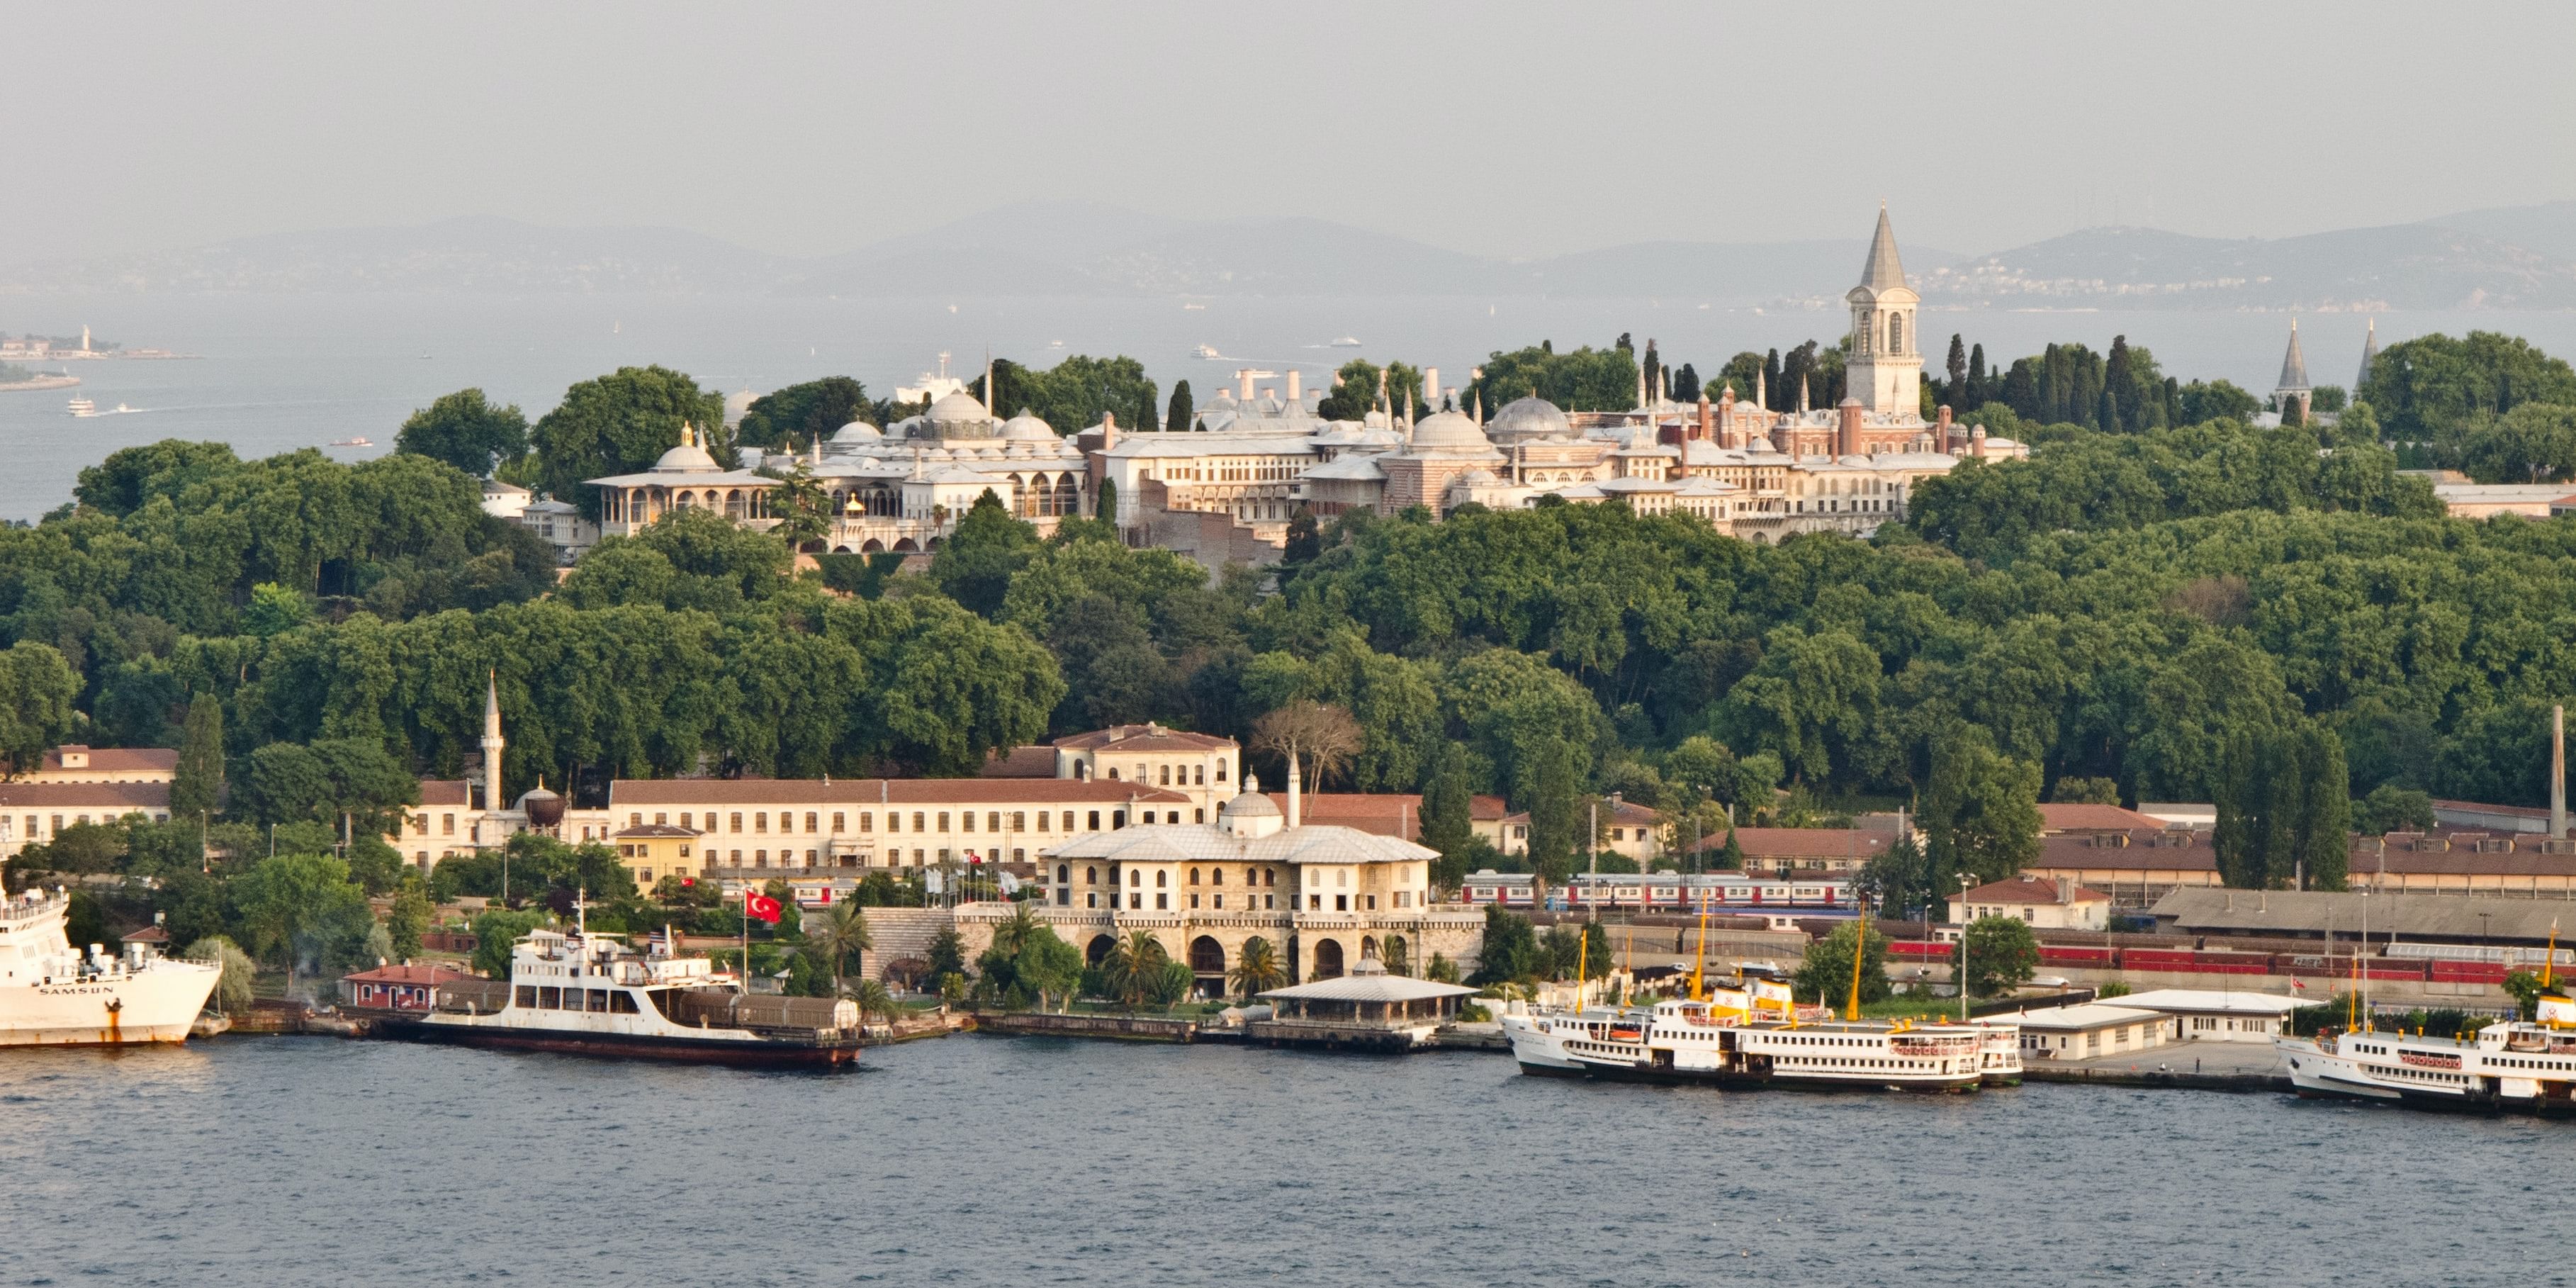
[0,968,222,1048]
[1514,1058,1980,1092]
[378,1016,861,1068]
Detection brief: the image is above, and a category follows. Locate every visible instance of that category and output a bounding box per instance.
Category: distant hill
[1925,205,2576,310]
[9,201,2575,307]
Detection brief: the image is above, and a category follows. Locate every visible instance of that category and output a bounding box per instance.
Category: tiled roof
[1052,723,1237,753]
[609,778,1190,807]
[1259,974,1477,1003]
[978,746,1059,778]
[0,781,170,810]
[1048,822,1434,866]
[1271,793,1512,838]
[1957,875,2108,905]
[342,963,478,985]
[2037,828,2576,878]
[39,746,179,775]
[2036,802,2168,832]
[419,780,474,807]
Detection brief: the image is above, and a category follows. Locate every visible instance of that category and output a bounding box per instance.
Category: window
[960,811,974,833]
[1195,766,1205,786]
[655,812,668,826]
[1062,811,1074,831]
[1085,866,1097,885]
[1130,870,1141,888]
[1056,864,1069,885]
[1336,895,1348,912]
[806,812,819,834]
[780,813,795,835]
[1129,893,1142,909]
[913,812,926,832]
[754,812,767,834]
[730,812,743,833]
[1210,868,1223,886]
[1309,895,1322,910]
[1157,893,1169,910]
[1194,808,1205,824]
[1113,810,1127,829]
[680,812,693,829]
[412,814,428,835]
[1088,810,1101,831]
[1108,767,1120,780]
[1887,313,1903,353]
[442,814,456,835]
[1159,765,1171,786]
[1395,891,1410,908]
[1264,868,1274,886]
[1366,895,1377,910]
[1156,870,1167,887]
[1264,894,1274,909]
[832,812,845,833]
[1189,868,1200,885]
[1216,763,1228,783]
[1213,894,1225,909]
[1011,812,1025,833]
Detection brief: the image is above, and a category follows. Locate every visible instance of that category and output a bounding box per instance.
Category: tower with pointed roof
[2356,318,2379,393]
[1845,203,1920,415]
[2274,320,2312,422]
[481,671,505,814]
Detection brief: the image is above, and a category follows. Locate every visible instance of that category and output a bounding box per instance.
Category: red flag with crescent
[745,892,783,924]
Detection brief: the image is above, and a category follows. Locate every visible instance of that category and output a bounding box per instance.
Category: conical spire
[1857,201,1907,293]
[2277,320,2311,392]
[2356,318,2379,391]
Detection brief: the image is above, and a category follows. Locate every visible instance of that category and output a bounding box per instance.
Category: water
[0,1036,2563,1287]
[4,292,2574,521]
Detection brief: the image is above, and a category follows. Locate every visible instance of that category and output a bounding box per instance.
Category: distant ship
[1181,302,1206,311]
[97,403,138,415]
[0,887,222,1047]
[328,437,373,448]
[1193,344,1222,359]
[67,396,95,416]
[1329,336,1362,347]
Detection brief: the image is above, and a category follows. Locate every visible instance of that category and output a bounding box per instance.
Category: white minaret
[1286,753,1303,829]
[481,671,505,814]
[1845,203,1920,416]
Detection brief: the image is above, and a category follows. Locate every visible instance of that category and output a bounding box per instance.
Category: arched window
[1085,866,1096,885]
[1188,867,1200,885]
[1057,863,1069,885]
[1129,869,1141,887]
[1155,870,1167,888]
[1210,867,1223,885]
[1886,313,1903,354]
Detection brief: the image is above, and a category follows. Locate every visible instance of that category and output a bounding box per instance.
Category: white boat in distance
[1329,336,1362,347]
[0,887,221,1047]
[67,396,95,416]
[1192,344,1222,359]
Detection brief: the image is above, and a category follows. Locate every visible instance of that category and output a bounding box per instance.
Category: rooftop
[0,780,171,810]
[1259,973,1478,1004]
[2150,887,2575,944]
[2107,987,2303,1017]
[1957,876,2109,905]
[1049,821,1435,867]
[609,778,1193,807]
[2036,802,2169,833]
[1985,1002,2165,1031]
[36,746,179,775]
[1052,723,1237,754]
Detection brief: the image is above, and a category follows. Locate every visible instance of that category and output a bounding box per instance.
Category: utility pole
[1956,872,1974,1022]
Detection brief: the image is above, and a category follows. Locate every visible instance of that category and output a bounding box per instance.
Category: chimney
[1286,754,1302,829]
[2056,877,2070,904]
[1970,425,1989,459]
[1697,392,1713,442]
[1838,397,1863,457]
[2555,704,2567,839]
[1937,405,1954,451]
[1239,369,1255,401]
[1286,369,1302,402]
[1717,385,1740,448]
[1424,367,1439,407]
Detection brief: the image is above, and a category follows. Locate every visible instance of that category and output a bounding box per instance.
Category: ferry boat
[1329,335,1362,347]
[0,887,222,1046]
[67,396,95,416]
[1192,343,1222,358]
[1501,973,2003,1092]
[327,437,372,447]
[376,921,862,1067]
[2276,994,2576,1114]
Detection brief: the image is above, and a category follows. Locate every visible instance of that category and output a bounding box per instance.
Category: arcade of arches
[960,905,1483,997]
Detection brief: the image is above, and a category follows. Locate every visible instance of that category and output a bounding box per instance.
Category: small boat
[1182,302,1206,310]
[67,396,95,417]
[327,437,372,448]
[99,403,138,415]
[1329,336,1362,347]
[1193,344,1222,359]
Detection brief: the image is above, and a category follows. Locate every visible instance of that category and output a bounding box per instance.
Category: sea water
[0,1035,2563,1287]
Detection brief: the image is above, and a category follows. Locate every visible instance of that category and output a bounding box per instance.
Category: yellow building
[609,823,704,892]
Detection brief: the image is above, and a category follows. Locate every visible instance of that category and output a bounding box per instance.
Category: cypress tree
[1762,349,1783,411]
[2297,726,2351,890]
[1671,362,1701,403]
[1283,507,1320,565]
[1967,342,1987,404]
[1166,379,1193,432]
[1945,333,1968,403]
[1095,477,1118,522]
[1419,742,1474,858]
[170,693,225,824]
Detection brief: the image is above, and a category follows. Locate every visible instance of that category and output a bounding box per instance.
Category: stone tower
[2275,320,2312,422]
[481,671,505,814]
[2356,318,2379,392]
[1845,203,1920,416]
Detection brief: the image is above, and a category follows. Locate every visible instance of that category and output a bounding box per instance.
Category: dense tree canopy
[528,366,732,519]
[395,388,529,478]
[736,376,872,452]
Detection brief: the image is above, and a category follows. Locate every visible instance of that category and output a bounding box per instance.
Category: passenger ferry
[67,396,94,417]
[1501,972,2004,1092]
[2276,993,2576,1114]
[378,921,862,1067]
[0,887,221,1047]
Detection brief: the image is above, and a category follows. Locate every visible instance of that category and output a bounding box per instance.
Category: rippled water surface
[0,1035,2565,1287]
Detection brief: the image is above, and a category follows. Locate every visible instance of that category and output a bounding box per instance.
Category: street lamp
[1956,872,1974,1022]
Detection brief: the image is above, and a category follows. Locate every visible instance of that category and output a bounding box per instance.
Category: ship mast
[1845,897,1868,1021]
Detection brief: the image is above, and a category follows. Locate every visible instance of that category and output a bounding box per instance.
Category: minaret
[982,352,994,415]
[2356,318,2379,391]
[481,671,505,815]
[2274,320,2312,422]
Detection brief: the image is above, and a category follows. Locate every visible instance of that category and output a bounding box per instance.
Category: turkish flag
[745,893,783,924]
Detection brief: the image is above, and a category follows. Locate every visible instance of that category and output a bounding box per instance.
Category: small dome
[1407,409,1496,454]
[1747,436,1777,453]
[652,439,719,473]
[515,784,565,828]
[1220,790,1280,820]
[1001,410,1057,441]
[1489,395,1570,442]
[928,391,991,422]
[1454,467,1500,486]
[831,420,882,444]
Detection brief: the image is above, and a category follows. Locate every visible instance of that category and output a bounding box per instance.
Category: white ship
[67,396,95,417]
[377,921,862,1067]
[0,887,222,1047]
[2276,993,2576,1114]
[1501,971,2007,1091]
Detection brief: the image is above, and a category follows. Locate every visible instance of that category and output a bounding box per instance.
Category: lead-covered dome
[831,420,883,444]
[1489,394,1570,442]
[1406,409,1497,455]
[651,437,719,472]
[928,391,991,423]
[1001,410,1057,440]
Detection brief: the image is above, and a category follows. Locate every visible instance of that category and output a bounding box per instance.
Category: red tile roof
[1686,827,1890,860]
[612,824,703,839]
[610,778,1191,807]
[342,963,477,986]
[1259,793,1512,839]
[0,781,171,810]
[1497,799,1659,827]
[2036,802,2168,832]
[1957,875,2109,905]
[978,746,1060,778]
[418,780,473,807]
[39,746,179,775]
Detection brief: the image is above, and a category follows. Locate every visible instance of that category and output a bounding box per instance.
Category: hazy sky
[9,1,2572,262]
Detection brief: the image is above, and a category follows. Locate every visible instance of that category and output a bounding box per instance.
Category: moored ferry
[1502,973,2004,1092]
[2276,993,2576,1115]
[0,886,221,1047]
[376,922,862,1068]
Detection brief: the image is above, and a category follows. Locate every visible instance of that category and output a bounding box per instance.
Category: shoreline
[0,374,81,392]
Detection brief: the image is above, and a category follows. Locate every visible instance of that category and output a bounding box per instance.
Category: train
[1882,939,2563,985]
[1458,870,1857,912]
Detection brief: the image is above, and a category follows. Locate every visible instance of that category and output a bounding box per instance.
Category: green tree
[396,388,530,478]
[1281,507,1322,566]
[2453,401,2576,483]
[1101,929,1170,1009]
[470,908,549,978]
[1229,935,1287,997]
[929,491,1042,619]
[2353,783,2435,835]
[1418,741,1477,886]
[807,900,874,997]
[230,851,377,983]
[1961,915,2040,998]
[1469,905,1540,984]
[1862,832,1938,921]
[386,880,433,961]
[1095,476,1118,522]
[925,926,968,984]
[0,641,79,775]
[1014,925,1084,1012]
[529,366,731,519]
[2361,331,2576,439]
[1166,379,1194,432]
[241,583,313,637]
[1792,921,1891,1009]
[169,693,225,826]
[184,936,257,1014]
[1920,727,2042,885]
[738,376,870,452]
[2215,723,2351,890]
[766,461,832,551]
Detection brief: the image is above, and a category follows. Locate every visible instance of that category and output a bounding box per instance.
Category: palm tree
[991,901,1040,958]
[809,900,874,997]
[1102,929,1169,1010]
[846,978,898,1043]
[1228,935,1286,999]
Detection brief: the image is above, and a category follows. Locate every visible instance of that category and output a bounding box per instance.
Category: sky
[7,1,2573,264]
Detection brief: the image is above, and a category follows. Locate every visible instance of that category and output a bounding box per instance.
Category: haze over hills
[4,201,2572,308]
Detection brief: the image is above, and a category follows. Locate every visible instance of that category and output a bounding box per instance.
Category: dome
[831,420,882,444]
[1001,410,1057,441]
[1406,409,1496,454]
[1489,394,1570,442]
[1219,789,1281,820]
[1747,435,1777,453]
[928,391,991,423]
[1453,467,1500,486]
[651,439,720,473]
[514,783,565,829]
